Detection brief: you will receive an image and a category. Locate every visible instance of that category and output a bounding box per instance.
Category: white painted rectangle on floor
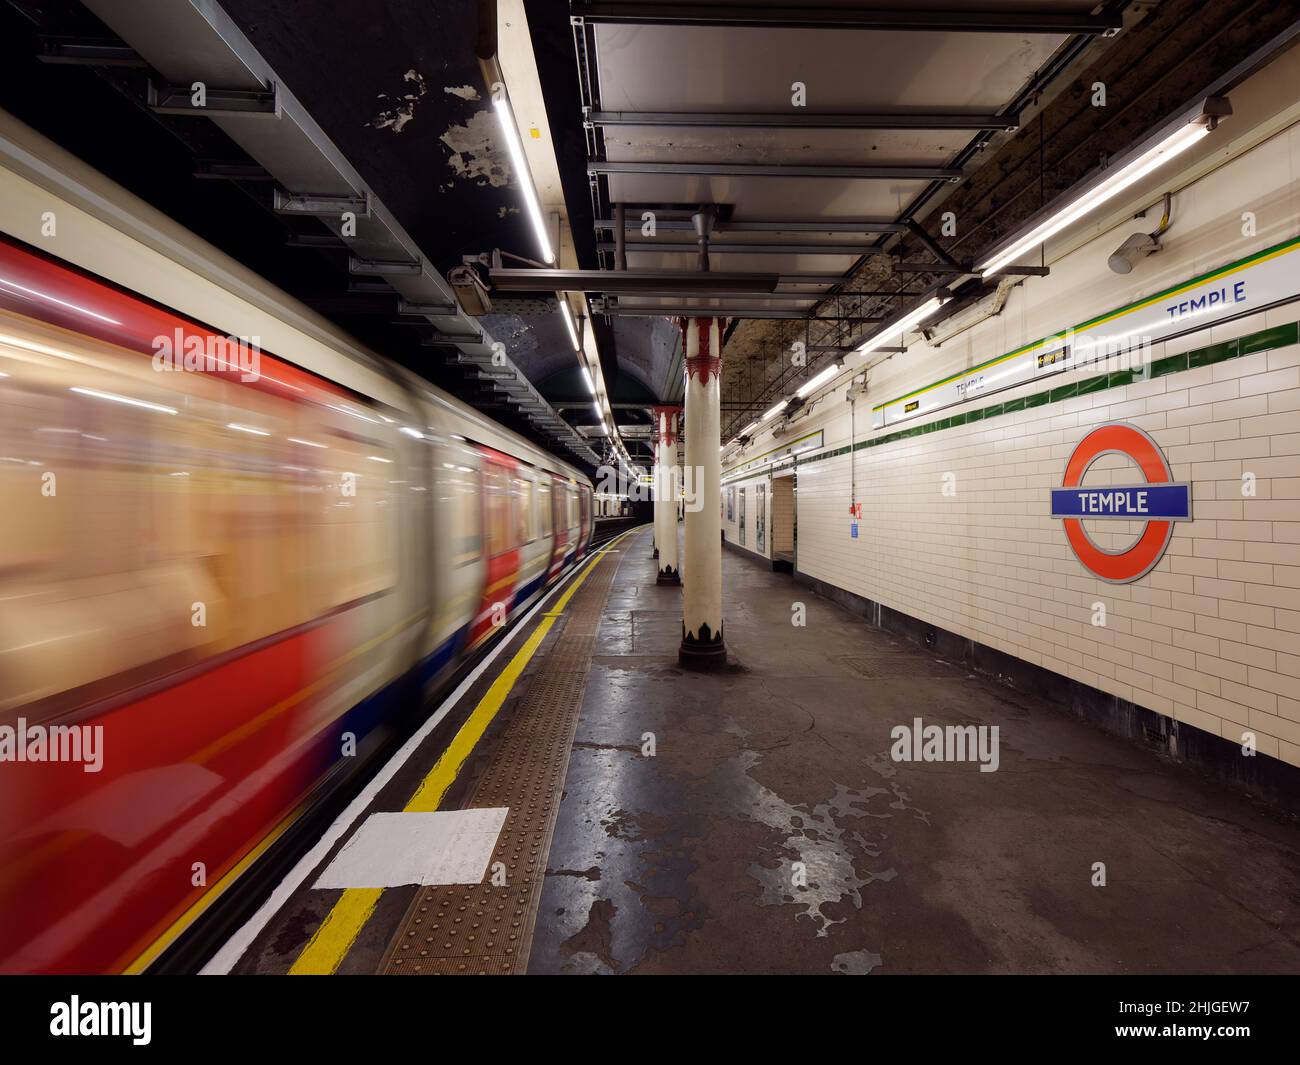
[313,808,508,889]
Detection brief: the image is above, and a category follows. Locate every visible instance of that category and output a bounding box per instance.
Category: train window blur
[514,475,534,544]
[484,462,509,556]
[537,478,552,538]
[447,457,481,566]
[318,430,398,606]
[0,306,399,718]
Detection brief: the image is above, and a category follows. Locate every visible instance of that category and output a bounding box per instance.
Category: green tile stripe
[787,319,1299,469]
[871,234,1300,413]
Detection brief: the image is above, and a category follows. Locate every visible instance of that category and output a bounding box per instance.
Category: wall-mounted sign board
[872,236,1300,430]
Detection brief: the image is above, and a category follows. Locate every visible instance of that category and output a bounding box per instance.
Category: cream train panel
[0,110,593,974]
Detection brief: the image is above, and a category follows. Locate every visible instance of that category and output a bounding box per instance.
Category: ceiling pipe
[692,207,715,272]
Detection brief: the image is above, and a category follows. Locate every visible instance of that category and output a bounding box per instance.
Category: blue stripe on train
[331,627,465,747]
[320,555,577,772]
[514,572,545,607]
[417,625,469,689]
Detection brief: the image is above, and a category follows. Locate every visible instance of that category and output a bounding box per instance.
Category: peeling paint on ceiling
[368,68,428,133]
[443,83,481,101]
[441,108,512,187]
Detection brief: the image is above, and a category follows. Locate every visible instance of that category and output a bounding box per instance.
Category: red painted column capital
[650,405,682,450]
[677,316,728,384]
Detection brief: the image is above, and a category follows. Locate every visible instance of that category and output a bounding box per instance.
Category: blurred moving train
[0,114,594,973]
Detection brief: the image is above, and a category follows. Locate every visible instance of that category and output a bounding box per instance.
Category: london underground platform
[220,526,1300,975]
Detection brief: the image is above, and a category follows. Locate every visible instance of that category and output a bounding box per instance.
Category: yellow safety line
[402,616,558,813]
[286,887,384,976]
[288,529,636,975]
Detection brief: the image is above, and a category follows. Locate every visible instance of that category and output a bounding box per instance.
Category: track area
[201,525,641,974]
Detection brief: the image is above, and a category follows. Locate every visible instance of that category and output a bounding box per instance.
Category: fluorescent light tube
[797,363,841,397]
[761,399,788,422]
[856,296,948,356]
[559,298,580,351]
[493,95,555,264]
[978,120,1211,278]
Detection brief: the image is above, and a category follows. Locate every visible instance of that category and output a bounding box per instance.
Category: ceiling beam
[598,241,876,255]
[599,290,823,301]
[489,268,780,294]
[587,110,1018,132]
[597,303,886,321]
[570,4,1124,34]
[589,160,962,180]
[596,217,906,234]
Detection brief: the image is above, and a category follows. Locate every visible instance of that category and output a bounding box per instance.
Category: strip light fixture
[761,399,788,422]
[977,98,1230,278]
[855,294,950,356]
[492,91,555,264]
[559,296,580,350]
[796,360,843,398]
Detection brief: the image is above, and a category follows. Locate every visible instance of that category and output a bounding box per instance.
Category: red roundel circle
[1060,422,1177,583]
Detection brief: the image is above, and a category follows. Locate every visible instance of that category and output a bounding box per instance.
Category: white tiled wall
[797,340,1300,766]
[724,115,1300,768]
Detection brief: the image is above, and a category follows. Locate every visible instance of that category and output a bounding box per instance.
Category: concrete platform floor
[529,526,1300,974]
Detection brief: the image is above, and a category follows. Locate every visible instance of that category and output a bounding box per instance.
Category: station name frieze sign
[872,237,1300,429]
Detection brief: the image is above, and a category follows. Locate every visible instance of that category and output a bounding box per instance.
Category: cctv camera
[1107,232,1160,275]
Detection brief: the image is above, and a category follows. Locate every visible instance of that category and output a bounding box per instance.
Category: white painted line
[198,539,630,975]
[313,809,508,889]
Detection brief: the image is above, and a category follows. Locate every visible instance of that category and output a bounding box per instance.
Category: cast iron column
[652,405,681,585]
[678,316,726,669]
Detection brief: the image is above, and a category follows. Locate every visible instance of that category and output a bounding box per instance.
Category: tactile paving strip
[380,549,618,975]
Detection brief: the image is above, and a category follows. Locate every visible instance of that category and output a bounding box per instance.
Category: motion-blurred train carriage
[0,120,593,973]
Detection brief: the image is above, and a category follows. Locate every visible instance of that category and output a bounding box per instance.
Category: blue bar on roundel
[1050,483,1191,520]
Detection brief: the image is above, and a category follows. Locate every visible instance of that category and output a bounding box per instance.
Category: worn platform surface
[528,526,1300,974]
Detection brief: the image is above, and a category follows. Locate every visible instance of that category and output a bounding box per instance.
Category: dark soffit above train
[215,0,667,412]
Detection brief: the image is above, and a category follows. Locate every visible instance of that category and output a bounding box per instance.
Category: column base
[656,565,681,586]
[678,623,726,670]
